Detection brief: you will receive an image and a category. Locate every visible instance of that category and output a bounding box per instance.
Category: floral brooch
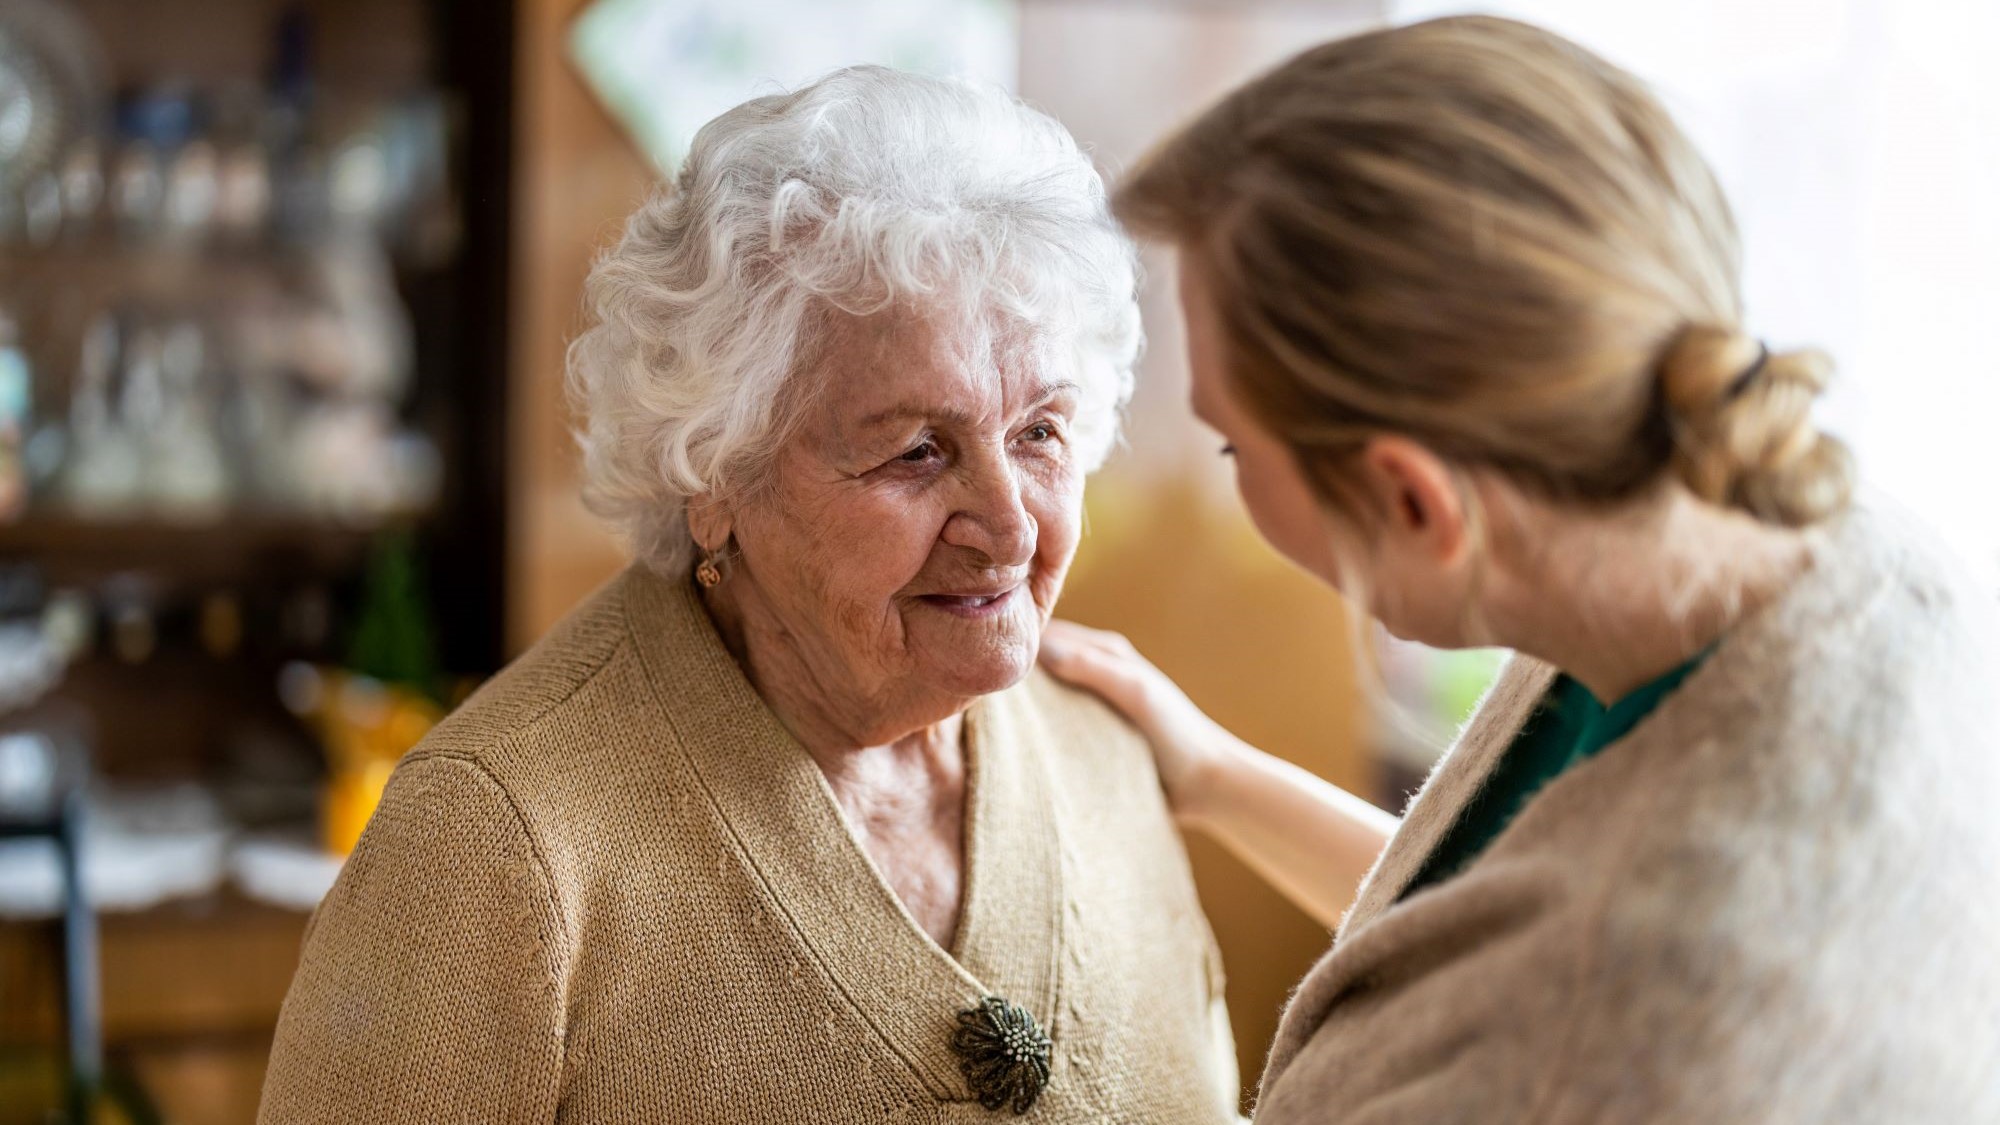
[950,995,1053,1115]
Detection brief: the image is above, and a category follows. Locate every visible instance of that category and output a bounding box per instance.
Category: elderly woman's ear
[687,497,733,560]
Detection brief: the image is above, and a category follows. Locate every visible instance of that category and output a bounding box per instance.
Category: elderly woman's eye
[899,440,939,464]
[1024,422,1058,443]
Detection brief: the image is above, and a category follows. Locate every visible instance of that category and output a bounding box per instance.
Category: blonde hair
[1117,15,1852,532]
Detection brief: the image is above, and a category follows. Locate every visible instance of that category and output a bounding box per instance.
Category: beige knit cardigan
[259,566,1239,1124]
[1256,502,2000,1123]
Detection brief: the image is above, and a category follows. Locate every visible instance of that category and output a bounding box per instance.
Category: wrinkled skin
[694,307,1086,948]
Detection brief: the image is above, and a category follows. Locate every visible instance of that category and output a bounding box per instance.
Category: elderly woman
[258,68,1237,1124]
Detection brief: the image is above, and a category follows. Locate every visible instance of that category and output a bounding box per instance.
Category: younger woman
[1044,17,2000,1121]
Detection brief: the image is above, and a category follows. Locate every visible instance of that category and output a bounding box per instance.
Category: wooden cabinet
[1,894,308,1125]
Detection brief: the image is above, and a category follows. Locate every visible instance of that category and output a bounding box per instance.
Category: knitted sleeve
[258,754,571,1124]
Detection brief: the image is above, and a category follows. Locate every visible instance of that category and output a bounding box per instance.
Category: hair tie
[1725,342,1771,400]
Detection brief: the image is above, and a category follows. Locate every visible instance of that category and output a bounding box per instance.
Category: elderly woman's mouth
[917,586,1021,618]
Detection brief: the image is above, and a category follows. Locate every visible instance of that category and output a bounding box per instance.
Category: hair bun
[1657,325,1853,527]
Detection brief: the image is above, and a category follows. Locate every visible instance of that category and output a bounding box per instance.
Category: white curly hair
[566,65,1142,575]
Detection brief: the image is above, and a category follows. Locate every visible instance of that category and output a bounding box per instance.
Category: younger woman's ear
[1358,436,1468,565]
[686,496,734,555]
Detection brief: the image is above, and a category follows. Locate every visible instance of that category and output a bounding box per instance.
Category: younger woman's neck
[1487,490,1814,703]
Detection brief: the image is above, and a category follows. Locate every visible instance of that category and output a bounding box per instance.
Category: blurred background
[0,0,1992,1120]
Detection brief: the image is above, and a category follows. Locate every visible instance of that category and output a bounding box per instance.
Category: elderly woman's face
[723,310,1084,724]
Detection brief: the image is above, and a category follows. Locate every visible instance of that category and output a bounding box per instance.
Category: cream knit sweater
[1257,502,2000,1123]
[259,566,1238,1124]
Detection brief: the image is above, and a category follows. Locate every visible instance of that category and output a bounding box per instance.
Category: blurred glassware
[228,831,341,911]
[19,167,60,244]
[0,307,30,522]
[108,136,162,239]
[0,623,62,714]
[0,1,451,531]
[0,726,59,813]
[0,780,229,919]
[102,574,156,666]
[61,308,143,516]
[148,318,231,517]
[55,136,102,236]
[38,586,91,663]
[213,138,271,241]
[161,137,219,240]
[0,0,107,243]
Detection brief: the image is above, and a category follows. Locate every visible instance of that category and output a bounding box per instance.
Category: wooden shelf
[0,514,383,585]
[0,889,310,1046]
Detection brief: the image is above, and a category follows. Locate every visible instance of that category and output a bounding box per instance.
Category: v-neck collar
[1339,513,1862,943]
[1576,654,1707,751]
[1336,657,1559,941]
[618,565,1068,1100]
[1396,653,1710,901]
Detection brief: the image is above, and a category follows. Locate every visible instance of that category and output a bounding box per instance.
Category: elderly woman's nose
[942,460,1038,566]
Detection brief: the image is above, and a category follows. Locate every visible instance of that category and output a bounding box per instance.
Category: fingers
[1046,647,1145,714]
[1040,622,1126,679]
[1039,623,1114,678]
[1038,621,1150,714]
[1042,619,1139,659]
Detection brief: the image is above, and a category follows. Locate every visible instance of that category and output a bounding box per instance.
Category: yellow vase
[322,758,398,856]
